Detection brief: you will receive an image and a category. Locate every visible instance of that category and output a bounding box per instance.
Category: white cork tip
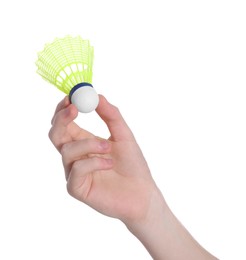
[71,86,99,113]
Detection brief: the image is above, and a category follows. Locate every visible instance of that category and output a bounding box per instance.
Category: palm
[71,139,154,222]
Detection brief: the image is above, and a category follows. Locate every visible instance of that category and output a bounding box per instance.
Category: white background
[0,0,245,259]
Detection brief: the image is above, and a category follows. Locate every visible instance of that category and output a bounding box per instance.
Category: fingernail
[100,140,109,150]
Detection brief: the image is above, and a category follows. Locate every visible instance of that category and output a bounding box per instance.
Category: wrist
[125,186,218,260]
[125,186,167,233]
[125,186,169,259]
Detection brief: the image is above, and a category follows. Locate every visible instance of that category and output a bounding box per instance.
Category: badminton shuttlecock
[36,36,99,113]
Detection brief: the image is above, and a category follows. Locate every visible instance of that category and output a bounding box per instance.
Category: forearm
[126,187,218,260]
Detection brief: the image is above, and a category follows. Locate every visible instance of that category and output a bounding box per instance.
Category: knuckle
[51,113,57,125]
[60,143,70,157]
[71,160,82,172]
[66,182,74,197]
[48,128,60,147]
[112,105,120,113]
[48,127,62,148]
[48,127,54,141]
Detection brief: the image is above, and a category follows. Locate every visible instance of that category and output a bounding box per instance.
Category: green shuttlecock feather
[36,35,99,113]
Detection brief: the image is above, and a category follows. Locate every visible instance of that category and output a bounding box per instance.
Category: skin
[49,95,218,260]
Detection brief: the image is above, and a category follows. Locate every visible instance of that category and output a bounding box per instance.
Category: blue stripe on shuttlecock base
[69,82,93,102]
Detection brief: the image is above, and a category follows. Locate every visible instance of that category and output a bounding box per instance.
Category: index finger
[51,96,70,125]
[49,104,79,151]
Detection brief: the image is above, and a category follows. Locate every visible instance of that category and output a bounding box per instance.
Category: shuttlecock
[36,36,99,113]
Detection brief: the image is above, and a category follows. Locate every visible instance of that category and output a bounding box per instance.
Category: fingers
[96,95,135,142]
[52,102,78,128]
[51,96,70,125]
[61,138,111,178]
[49,102,78,150]
[67,156,113,200]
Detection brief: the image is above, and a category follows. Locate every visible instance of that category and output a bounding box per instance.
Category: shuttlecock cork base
[69,82,99,113]
[36,35,99,113]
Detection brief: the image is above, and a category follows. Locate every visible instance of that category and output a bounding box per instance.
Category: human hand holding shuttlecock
[36,36,99,113]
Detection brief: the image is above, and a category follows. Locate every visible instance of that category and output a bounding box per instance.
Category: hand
[49,95,157,224]
[49,95,218,260]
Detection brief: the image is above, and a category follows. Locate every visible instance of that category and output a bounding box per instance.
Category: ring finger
[61,138,111,177]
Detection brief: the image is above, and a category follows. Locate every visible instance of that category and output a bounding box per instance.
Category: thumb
[96,95,135,142]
